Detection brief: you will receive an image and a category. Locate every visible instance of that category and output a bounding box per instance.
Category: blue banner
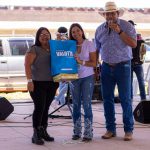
[49,40,77,76]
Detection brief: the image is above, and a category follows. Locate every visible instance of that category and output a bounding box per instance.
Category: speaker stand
[48,83,73,119]
[24,114,32,120]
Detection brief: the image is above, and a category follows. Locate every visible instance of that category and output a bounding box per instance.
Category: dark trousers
[131,64,146,100]
[30,81,59,128]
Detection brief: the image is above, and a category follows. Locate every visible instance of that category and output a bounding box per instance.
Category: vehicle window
[145,38,150,46]
[28,40,34,48]
[9,39,34,56]
[0,40,3,55]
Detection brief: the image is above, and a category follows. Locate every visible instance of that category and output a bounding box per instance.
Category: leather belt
[104,60,129,67]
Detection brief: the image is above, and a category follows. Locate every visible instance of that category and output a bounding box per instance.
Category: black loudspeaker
[0,97,14,120]
[92,66,102,101]
[133,101,150,124]
[92,83,102,101]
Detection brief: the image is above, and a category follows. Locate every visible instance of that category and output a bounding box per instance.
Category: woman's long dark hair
[69,23,86,40]
[34,27,51,46]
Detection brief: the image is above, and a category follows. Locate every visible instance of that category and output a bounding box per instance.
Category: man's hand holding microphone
[108,20,123,34]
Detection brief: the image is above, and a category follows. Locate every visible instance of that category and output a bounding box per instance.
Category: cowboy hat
[99,1,124,17]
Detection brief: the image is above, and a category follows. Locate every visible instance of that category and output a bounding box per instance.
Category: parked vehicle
[145,44,150,62]
[0,35,34,92]
[145,38,150,46]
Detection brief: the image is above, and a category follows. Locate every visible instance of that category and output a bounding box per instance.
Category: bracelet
[27,79,33,83]
[82,60,86,66]
[118,29,123,35]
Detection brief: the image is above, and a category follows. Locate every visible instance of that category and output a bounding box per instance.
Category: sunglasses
[55,32,68,36]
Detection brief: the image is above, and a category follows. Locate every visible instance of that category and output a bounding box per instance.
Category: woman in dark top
[25,27,58,145]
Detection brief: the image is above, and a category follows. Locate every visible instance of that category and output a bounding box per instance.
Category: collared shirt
[95,19,137,63]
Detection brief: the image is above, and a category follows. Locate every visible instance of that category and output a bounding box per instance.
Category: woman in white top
[69,23,97,142]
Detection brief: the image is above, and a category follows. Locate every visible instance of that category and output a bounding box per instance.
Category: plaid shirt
[95,19,137,63]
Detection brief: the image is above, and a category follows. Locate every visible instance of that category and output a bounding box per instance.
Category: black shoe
[43,134,54,142]
[82,137,92,142]
[72,135,80,140]
[32,128,44,145]
[40,127,54,142]
[32,137,44,145]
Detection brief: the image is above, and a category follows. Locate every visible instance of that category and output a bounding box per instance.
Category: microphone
[108,20,113,35]
[108,27,111,35]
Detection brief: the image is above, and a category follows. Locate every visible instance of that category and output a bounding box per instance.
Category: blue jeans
[55,82,68,105]
[131,64,146,100]
[101,61,134,133]
[71,75,94,138]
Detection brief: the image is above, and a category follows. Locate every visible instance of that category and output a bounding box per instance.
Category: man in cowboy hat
[95,1,137,141]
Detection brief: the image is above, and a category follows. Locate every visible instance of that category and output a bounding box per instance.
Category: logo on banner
[56,50,73,57]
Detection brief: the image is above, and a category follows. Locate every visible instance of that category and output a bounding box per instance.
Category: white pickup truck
[0,35,34,92]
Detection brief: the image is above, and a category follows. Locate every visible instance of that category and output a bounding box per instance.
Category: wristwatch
[27,79,33,83]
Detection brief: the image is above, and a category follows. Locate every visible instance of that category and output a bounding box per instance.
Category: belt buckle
[109,63,116,67]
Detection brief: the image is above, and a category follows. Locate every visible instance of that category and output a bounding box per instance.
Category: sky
[0,0,149,8]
